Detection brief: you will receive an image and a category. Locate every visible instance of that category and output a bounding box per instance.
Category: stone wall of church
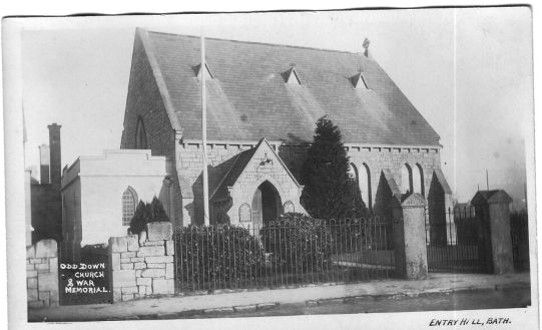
[120,33,183,228]
[176,141,272,225]
[120,33,176,161]
[177,141,446,224]
[225,142,305,227]
[347,147,442,209]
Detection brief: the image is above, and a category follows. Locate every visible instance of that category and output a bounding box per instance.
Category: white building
[61,149,167,260]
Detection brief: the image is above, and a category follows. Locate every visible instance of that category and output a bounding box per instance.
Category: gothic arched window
[401,163,413,194]
[135,117,148,149]
[239,203,251,223]
[122,187,138,226]
[413,163,425,196]
[283,201,295,214]
[360,163,372,210]
[348,163,358,181]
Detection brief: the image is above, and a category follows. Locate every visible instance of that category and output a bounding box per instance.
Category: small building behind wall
[61,149,167,261]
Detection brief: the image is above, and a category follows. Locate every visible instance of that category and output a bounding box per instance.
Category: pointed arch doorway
[251,181,283,227]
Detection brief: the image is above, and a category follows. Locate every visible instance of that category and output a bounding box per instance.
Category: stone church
[118,28,453,231]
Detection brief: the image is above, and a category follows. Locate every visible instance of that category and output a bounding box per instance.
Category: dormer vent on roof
[350,72,369,89]
[281,66,301,85]
[193,63,214,80]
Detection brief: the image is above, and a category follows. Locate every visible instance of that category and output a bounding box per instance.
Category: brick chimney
[47,123,62,189]
[38,144,50,184]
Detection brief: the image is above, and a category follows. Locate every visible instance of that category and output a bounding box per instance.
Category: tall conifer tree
[301,116,367,219]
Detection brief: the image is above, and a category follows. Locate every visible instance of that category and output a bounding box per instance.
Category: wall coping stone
[34,239,58,258]
[146,222,173,241]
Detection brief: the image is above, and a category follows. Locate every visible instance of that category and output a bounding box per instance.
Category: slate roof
[432,169,453,194]
[137,28,441,146]
[209,147,257,201]
[471,190,512,205]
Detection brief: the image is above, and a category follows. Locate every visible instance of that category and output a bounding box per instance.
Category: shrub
[149,196,169,222]
[260,213,333,273]
[175,225,266,290]
[129,197,169,235]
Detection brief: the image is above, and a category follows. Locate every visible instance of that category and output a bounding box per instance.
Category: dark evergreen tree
[149,196,170,223]
[301,116,367,219]
[129,201,152,234]
[129,197,170,234]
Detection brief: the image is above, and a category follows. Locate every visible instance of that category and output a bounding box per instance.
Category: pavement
[28,272,531,322]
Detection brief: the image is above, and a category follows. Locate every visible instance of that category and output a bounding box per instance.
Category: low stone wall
[27,239,59,308]
[109,222,175,302]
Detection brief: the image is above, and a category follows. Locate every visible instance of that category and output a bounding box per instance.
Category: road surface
[155,288,530,319]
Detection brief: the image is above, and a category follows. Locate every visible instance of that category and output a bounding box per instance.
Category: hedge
[175,225,266,290]
[260,213,333,273]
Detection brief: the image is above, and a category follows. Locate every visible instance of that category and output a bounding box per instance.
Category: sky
[21,7,533,203]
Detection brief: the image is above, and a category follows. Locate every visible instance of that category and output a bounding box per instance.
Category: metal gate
[425,206,491,273]
[510,210,529,271]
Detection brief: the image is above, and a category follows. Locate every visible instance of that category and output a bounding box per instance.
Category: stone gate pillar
[391,193,428,279]
[471,190,514,274]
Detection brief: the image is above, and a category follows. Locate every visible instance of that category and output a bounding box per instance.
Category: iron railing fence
[510,210,529,271]
[174,217,395,294]
[425,206,491,273]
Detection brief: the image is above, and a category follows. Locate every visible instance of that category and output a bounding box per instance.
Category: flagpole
[201,36,210,226]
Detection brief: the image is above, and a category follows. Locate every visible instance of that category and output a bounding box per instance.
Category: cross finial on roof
[363,38,370,57]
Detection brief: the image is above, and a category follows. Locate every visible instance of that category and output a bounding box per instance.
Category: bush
[176,225,266,290]
[129,197,169,235]
[260,213,332,273]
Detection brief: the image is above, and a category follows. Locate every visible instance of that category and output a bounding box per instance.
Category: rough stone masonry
[108,222,175,302]
[27,239,59,308]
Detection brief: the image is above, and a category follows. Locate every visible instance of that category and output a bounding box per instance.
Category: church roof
[136,28,441,146]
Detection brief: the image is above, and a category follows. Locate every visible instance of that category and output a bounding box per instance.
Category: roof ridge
[142,28,366,57]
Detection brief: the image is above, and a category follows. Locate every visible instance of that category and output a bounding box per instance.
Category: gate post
[471,190,514,274]
[391,193,428,279]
